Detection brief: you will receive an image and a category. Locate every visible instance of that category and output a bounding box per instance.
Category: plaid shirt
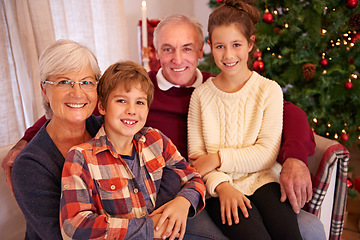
[60,126,206,240]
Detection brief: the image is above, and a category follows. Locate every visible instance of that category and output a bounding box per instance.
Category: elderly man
[3,14,325,240]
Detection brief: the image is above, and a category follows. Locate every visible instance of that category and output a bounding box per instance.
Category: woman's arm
[12,150,63,239]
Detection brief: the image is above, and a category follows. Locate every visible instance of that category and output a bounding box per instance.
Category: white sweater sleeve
[188,88,232,195]
[188,89,207,158]
[218,83,283,175]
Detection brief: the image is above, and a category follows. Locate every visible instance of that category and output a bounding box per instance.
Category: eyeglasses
[43,79,98,91]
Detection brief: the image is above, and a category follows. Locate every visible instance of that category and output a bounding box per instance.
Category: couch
[0,134,349,240]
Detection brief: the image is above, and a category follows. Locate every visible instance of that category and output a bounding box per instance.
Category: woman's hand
[189,152,220,177]
[150,196,190,240]
[215,182,252,226]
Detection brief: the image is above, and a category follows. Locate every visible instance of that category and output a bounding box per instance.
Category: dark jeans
[206,182,302,240]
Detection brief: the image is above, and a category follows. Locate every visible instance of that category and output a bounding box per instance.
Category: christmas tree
[200,0,360,147]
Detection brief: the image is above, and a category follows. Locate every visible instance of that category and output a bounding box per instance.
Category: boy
[59,61,206,240]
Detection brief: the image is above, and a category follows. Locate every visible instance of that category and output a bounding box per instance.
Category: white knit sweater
[188,71,283,196]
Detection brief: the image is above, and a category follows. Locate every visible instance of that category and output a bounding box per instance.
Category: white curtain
[0,0,129,147]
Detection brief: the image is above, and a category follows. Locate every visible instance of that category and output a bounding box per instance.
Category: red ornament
[253,60,265,72]
[263,10,274,24]
[348,57,355,64]
[341,133,350,142]
[320,58,328,67]
[347,178,354,188]
[254,50,262,59]
[346,0,358,8]
[351,33,360,43]
[345,81,353,90]
[217,0,223,3]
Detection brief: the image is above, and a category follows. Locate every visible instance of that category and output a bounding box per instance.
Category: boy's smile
[99,83,149,148]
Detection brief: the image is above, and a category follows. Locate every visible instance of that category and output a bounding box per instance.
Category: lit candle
[141,0,147,49]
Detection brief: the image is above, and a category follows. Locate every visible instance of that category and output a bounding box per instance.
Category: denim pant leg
[184,209,229,240]
[297,210,326,240]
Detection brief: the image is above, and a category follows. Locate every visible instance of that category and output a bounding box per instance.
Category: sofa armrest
[0,143,26,239]
[306,134,349,240]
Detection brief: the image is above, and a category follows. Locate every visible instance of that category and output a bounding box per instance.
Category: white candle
[141,0,148,48]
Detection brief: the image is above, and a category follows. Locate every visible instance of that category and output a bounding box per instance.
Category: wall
[123,0,212,63]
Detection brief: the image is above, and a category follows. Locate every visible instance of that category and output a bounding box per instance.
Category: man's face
[156,22,204,87]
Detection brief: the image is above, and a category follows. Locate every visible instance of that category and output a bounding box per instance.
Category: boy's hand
[151,214,180,239]
[189,152,220,177]
[150,196,190,240]
[215,181,252,226]
[1,140,28,194]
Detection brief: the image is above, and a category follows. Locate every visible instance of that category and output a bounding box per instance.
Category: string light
[313,118,318,123]
[334,133,339,139]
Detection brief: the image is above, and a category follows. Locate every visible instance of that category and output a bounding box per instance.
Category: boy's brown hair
[97,61,154,110]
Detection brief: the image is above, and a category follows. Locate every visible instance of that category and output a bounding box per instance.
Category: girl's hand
[215,182,252,226]
[189,152,220,177]
[150,196,190,240]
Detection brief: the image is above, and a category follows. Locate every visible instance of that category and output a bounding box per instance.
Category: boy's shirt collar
[92,125,148,156]
[156,68,203,91]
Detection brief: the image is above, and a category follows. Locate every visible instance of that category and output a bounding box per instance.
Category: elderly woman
[12,39,102,239]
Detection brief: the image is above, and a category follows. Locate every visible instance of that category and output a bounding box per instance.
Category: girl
[187,0,302,239]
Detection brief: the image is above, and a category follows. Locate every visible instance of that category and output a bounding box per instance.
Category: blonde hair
[40,39,101,118]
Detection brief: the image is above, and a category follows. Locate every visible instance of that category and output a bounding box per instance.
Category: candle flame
[142,0,146,7]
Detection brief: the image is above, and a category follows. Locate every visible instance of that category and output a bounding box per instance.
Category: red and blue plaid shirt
[60,126,205,240]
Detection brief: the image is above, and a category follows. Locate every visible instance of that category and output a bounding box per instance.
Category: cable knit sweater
[188,71,283,196]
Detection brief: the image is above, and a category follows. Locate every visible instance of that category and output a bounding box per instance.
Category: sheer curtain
[0,0,129,147]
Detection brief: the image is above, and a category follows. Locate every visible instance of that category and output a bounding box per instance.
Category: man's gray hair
[153,14,204,50]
